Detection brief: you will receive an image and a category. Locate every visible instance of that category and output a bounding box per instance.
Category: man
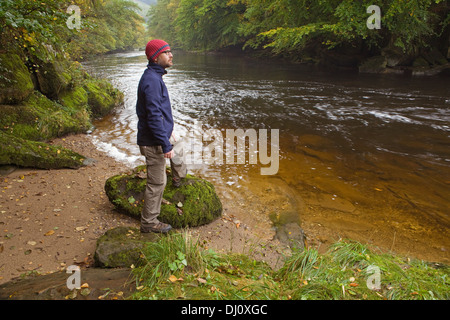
[136,39,186,234]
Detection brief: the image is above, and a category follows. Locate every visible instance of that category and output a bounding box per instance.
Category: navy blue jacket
[136,63,173,153]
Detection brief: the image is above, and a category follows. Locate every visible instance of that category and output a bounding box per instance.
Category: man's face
[156,50,173,69]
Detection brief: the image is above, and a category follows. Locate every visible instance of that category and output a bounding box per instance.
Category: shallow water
[83,51,450,263]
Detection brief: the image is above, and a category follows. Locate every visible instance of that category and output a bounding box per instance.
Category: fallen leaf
[196,277,207,284]
[168,275,178,283]
[44,230,55,236]
[349,282,359,287]
[81,283,89,288]
[27,241,37,246]
[80,288,91,296]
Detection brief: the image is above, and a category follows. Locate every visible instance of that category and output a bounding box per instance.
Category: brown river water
[83,51,450,263]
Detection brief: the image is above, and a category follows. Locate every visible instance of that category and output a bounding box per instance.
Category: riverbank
[1,131,449,287]
[0,133,287,285]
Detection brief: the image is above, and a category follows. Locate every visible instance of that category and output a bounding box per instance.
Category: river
[83,50,450,263]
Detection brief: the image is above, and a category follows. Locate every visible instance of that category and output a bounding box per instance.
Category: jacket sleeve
[142,79,172,153]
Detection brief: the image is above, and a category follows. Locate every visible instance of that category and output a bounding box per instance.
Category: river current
[83,50,450,263]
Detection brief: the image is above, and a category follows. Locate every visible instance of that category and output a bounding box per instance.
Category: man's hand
[164,150,174,159]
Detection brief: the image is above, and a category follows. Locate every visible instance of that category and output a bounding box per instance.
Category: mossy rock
[33,58,72,100]
[0,131,88,169]
[59,86,89,111]
[105,166,223,228]
[84,78,124,118]
[0,91,91,141]
[359,56,387,74]
[94,226,158,268]
[0,53,34,105]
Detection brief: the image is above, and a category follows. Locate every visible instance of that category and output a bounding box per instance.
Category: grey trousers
[139,145,187,227]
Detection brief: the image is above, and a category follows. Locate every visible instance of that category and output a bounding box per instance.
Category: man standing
[136,39,186,234]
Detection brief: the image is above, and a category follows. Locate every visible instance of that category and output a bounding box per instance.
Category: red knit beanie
[145,39,171,61]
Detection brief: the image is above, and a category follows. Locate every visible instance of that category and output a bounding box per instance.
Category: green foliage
[131,234,450,300]
[0,0,146,62]
[65,0,147,60]
[148,0,246,50]
[146,0,448,56]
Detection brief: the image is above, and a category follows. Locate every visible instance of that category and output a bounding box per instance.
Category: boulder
[0,268,135,300]
[84,78,124,118]
[270,210,306,250]
[94,227,158,268]
[0,131,88,169]
[275,222,306,249]
[33,58,72,100]
[359,56,387,74]
[0,53,34,105]
[0,91,91,141]
[105,166,223,228]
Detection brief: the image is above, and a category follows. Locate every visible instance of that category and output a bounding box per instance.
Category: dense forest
[147,0,449,67]
[0,0,146,62]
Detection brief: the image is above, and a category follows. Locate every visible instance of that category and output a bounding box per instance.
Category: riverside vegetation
[0,0,448,300]
[129,230,449,300]
[148,0,449,72]
[0,0,146,168]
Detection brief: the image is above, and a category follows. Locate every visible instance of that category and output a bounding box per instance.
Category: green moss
[34,58,72,99]
[104,166,223,228]
[0,53,34,104]
[0,91,91,141]
[94,227,158,268]
[84,78,124,118]
[0,131,87,169]
[59,86,89,111]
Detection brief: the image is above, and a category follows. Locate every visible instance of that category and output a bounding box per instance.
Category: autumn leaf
[168,275,178,283]
[44,230,55,236]
[196,277,207,285]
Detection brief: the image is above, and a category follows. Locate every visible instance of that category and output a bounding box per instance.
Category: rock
[359,56,387,74]
[33,58,72,100]
[275,222,306,250]
[0,91,91,141]
[0,268,135,300]
[270,210,306,250]
[59,86,89,111]
[94,227,158,268]
[0,131,88,169]
[412,56,430,68]
[421,48,448,66]
[0,53,34,105]
[84,78,124,118]
[105,165,223,228]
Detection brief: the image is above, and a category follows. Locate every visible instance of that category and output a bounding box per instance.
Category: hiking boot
[172,177,182,188]
[140,222,172,234]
